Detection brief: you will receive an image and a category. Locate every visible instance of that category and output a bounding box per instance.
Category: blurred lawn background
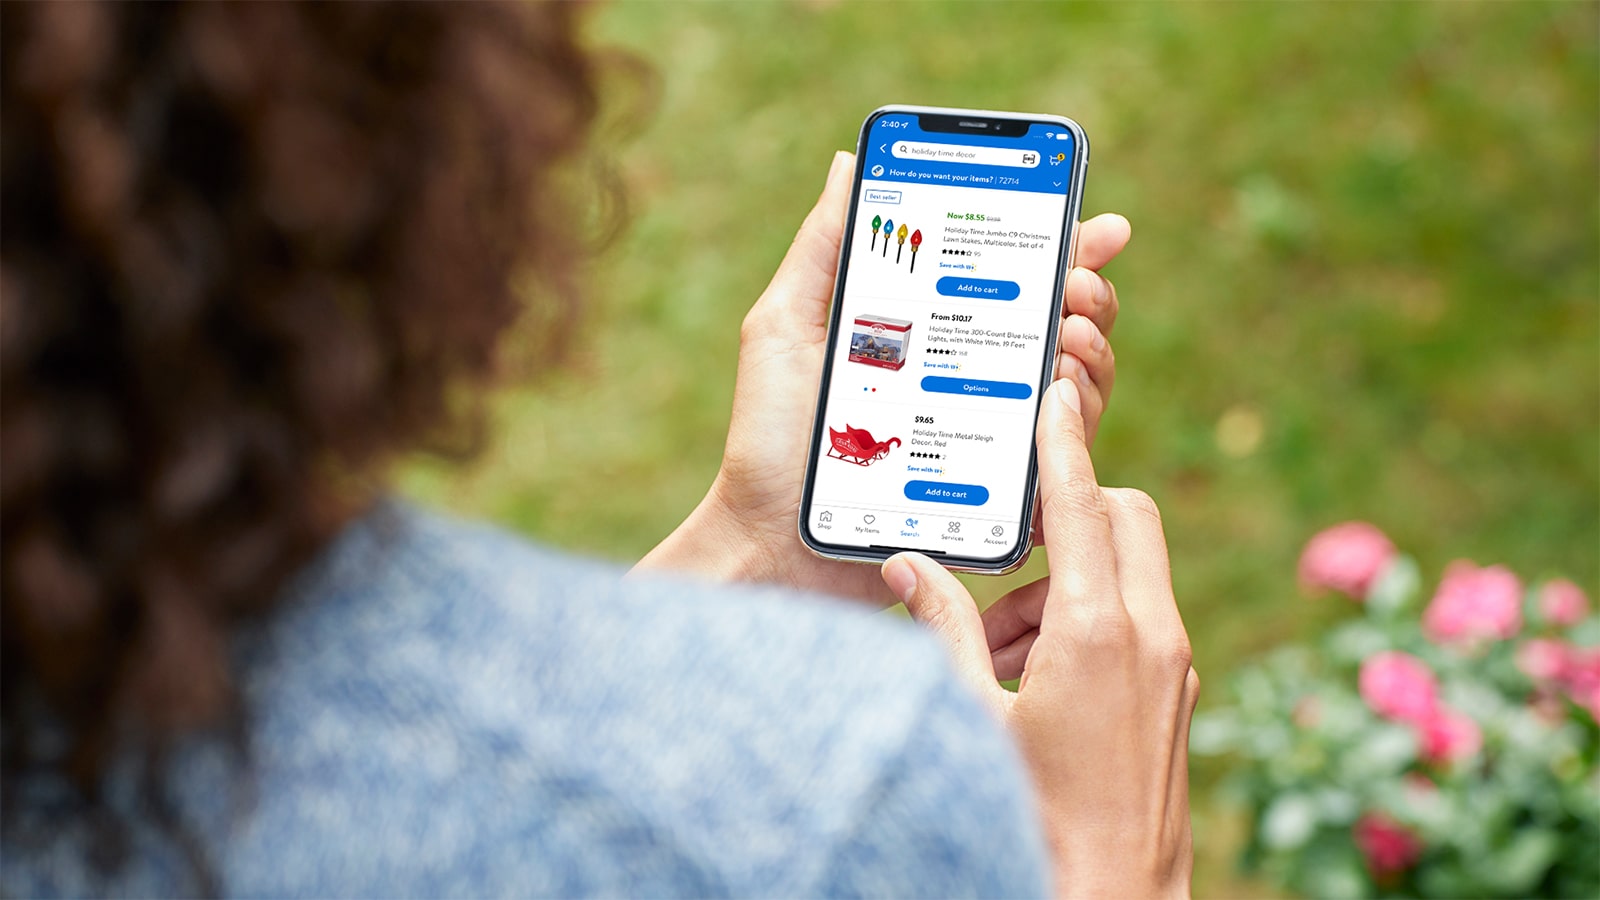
[401,2,1598,894]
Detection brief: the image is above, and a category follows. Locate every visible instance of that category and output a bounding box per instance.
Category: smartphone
[798,105,1089,574]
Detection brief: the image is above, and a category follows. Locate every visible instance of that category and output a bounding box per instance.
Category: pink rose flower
[1515,638,1570,682]
[1359,651,1438,724]
[1417,706,1481,763]
[1354,813,1422,876]
[1561,682,1600,717]
[1539,579,1590,627]
[1422,561,1523,645]
[1299,522,1397,599]
[1560,646,1600,720]
[1574,683,1600,722]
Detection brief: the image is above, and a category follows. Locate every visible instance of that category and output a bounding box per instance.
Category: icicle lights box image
[847,315,912,371]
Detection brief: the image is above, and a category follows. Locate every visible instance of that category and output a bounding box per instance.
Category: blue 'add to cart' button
[905,481,990,506]
[921,376,1033,400]
[936,277,1020,301]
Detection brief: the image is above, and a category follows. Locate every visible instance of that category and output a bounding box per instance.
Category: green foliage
[1194,563,1600,898]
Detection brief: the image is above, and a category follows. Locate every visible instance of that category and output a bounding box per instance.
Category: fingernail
[882,556,917,602]
[825,151,848,187]
[1068,266,1090,298]
[1092,272,1111,306]
[1091,327,1106,352]
[1073,356,1095,390]
[1055,377,1081,412]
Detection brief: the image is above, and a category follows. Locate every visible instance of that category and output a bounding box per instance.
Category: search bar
[890,141,1041,168]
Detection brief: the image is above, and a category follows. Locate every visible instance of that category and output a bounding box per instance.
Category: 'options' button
[935,276,1020,301]
[921,376,1033,400]
[905,480,990,506]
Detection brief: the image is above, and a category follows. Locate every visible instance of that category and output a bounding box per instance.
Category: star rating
[941,249,974,256]
[909,452,944,459]
[928,348,956,355]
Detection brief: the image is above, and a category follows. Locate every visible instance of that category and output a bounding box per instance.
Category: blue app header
[862,114,1074,196]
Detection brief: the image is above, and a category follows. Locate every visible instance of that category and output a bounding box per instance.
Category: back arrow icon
[880,144,887,153]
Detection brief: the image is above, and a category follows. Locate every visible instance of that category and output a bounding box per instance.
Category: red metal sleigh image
[826,424,902,466]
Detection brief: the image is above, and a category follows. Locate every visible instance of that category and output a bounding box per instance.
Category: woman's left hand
[633,151,1130,604]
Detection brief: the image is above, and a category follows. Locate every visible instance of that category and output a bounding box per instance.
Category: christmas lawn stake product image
[895,223,908,263]
[909,229,922,272]
[870,214,882,252]
[847,314,913,371]
[882,218,894,257]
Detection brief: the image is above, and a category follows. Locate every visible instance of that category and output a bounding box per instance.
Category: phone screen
[801,109,1084,568]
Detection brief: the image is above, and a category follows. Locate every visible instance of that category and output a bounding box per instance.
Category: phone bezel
[797,104,1090,574]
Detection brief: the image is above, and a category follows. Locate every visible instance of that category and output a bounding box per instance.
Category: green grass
[400,2,1599,894]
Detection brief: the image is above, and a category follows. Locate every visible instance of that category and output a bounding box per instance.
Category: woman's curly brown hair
[1,0,607,843]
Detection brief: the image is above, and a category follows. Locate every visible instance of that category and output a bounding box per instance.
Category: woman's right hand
[881,379,1197,899]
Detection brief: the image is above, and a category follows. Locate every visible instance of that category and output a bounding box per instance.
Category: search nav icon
[892,141,1041,168]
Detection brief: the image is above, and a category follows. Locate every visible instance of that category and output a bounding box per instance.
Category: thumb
[763,151,854,315]
[883,553,1003,706]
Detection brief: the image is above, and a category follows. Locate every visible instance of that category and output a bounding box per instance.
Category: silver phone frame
[797,104,1090,575]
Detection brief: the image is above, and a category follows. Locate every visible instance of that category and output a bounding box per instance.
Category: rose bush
[1194,523,1600,899]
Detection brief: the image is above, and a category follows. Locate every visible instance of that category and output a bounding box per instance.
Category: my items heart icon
[863,515,876,524]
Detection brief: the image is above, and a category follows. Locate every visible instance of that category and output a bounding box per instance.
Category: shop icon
[819,511,833,523]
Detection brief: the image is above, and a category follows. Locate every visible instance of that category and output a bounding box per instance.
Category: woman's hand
[634,152,1130,603]
[881,379,1196,898]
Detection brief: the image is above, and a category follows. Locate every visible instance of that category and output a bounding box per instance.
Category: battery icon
[1055,133,1070,140]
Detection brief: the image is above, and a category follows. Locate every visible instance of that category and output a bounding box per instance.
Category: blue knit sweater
[2,502,1049,897]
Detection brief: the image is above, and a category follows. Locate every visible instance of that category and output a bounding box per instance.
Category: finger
[1034,379,1124,634]
[1169,667,1200,848]
[1063,265,1119,336]
[991,629,1039,682]
[1073,212,1131,272]
[980,577,1050,652]
[1102,487,1187,660]
[1056,354,1106,448]
[759,151,855,324]
[1055,315,1113,403]
[1171,668,1200,793]
[883,553,1002,703]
